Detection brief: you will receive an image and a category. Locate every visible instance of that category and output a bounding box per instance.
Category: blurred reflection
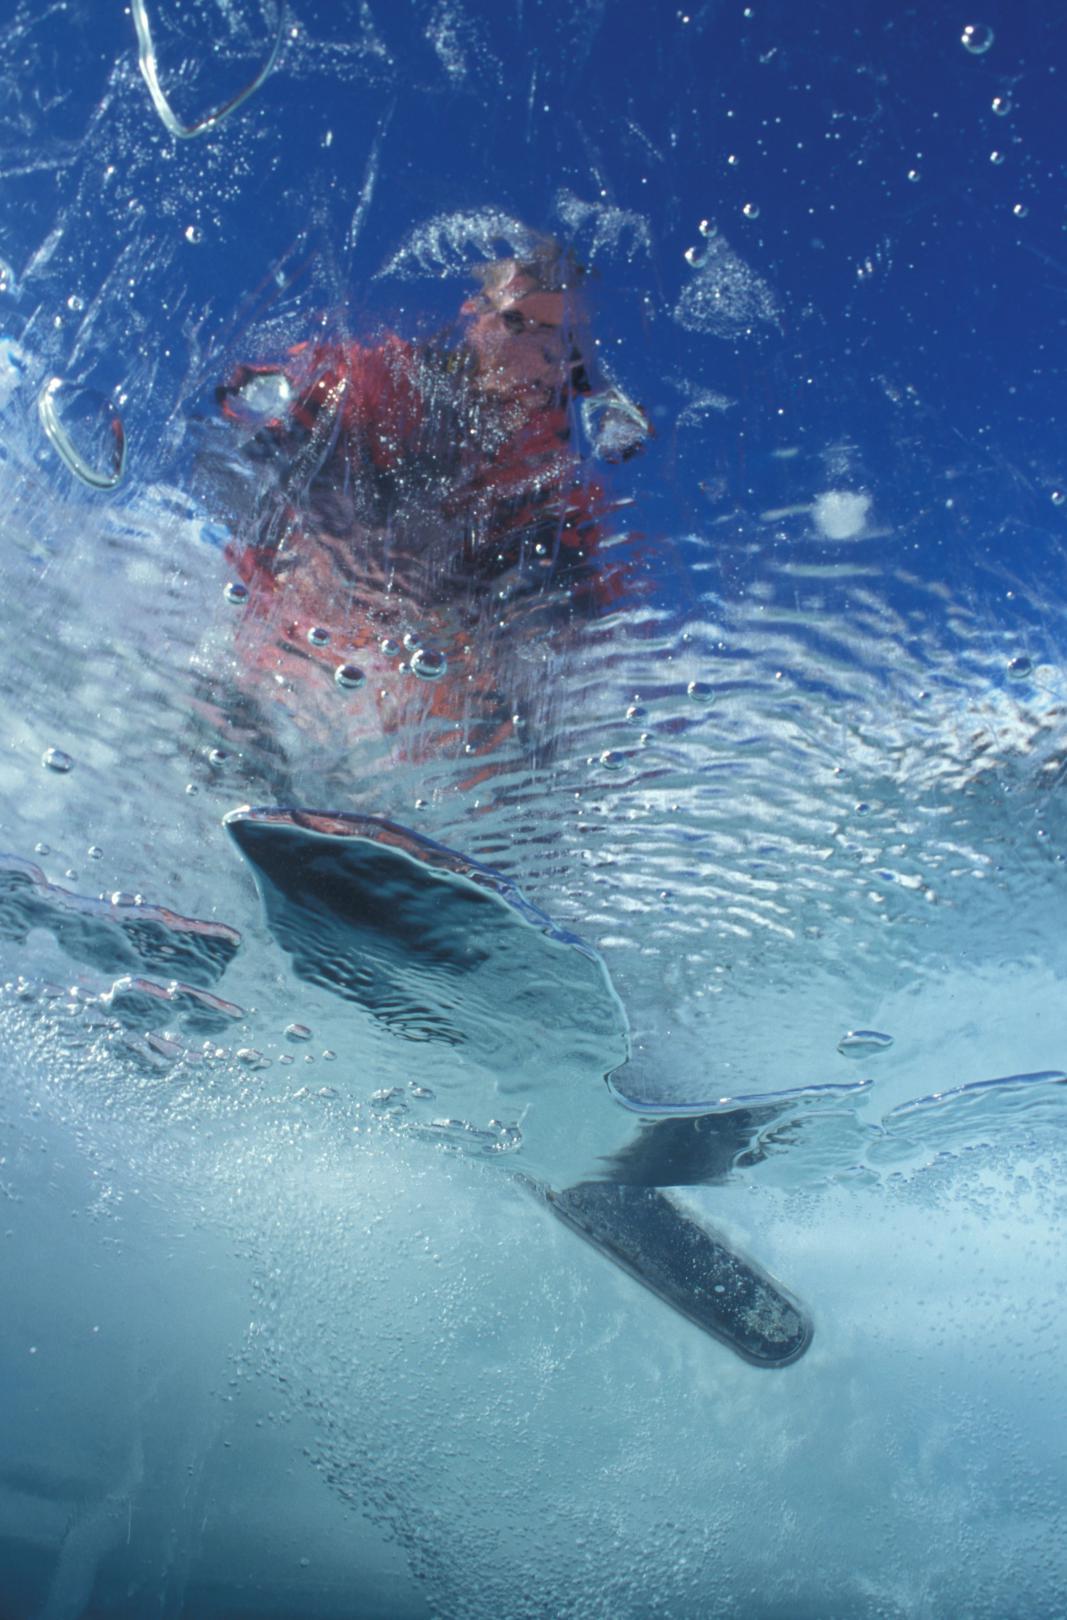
[207,241,651,787]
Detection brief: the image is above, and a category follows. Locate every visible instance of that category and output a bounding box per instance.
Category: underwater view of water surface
[1,1,1066,1615]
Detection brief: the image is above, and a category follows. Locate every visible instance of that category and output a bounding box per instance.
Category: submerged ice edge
[883,1066,1067,1119]
[606,1074,874,1115]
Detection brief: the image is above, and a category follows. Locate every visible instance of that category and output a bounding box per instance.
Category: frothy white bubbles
[812,489,871,540]
[674,220,781,340]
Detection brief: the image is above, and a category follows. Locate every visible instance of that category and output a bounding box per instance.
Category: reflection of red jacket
[218,332,615,601]
[215,326,636,781]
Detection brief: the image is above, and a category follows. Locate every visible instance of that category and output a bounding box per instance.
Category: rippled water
[1,2,1066,1616]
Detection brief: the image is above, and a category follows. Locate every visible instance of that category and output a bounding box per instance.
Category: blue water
[0,2,1066,1615]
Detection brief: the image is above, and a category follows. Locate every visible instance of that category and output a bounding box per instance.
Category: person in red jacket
[214,243,648,780]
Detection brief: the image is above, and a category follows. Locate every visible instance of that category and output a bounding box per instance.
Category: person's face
[462,262,569,394]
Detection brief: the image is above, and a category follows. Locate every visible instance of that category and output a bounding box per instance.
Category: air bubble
[410,647,447,680]
[380,637,401,658]
[403,631,422,652]
[727,153,740,167]
[335,663,366,690]
[989,150,1005,165]
[285,1023,312,1042]
[223,581,249,605]
[184,225,203,245]
[1051,489,1065,507]
[686,680,714,704]
[37,378,126,490]
[1012,202,1029,218]
[683,216,715,268]
[230,370,292,425]
[599,749,626,771]
[131,0,285,140]
[370,1087,408,1113]
[66,294,84,313]
[741,202,760,220]
[991,94,1012,116]
[580,387,650,463]
[626,703,647,722]
[42,747,74,773]
[307,625,330,647]
[837,1029,894,1055]
[961,22,994,54]
[1007,655,1033,681]
[906,168,921,183]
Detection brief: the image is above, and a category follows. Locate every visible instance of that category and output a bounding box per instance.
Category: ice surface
[0,1,1066,1614]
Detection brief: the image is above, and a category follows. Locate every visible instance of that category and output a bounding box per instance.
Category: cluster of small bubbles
[223,581,249,605]
[42,747,74,773]
[991,94,1012,115]
[335,662,366,690]
[184,225,203,245]
[837,1029,894,1055]
[379,636,401,657]
[1051,489,1065,506]
[370,1087,407,1113]
[599,749,626,771]
[0,259,13,294]
[306,625,330,647]
[990,150,1005,165]
[906,168,921,183]
[1013,202,1029,218]
[486,1120,522,1154]
[686,680,714,704]
[284,1022,312,1042]
[1007,654,1033,681]
[741,201,760,220]
[961,22,994,54]
[410,647,447,680]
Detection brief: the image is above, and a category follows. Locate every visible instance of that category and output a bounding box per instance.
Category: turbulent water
[1,2,1066,1617]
